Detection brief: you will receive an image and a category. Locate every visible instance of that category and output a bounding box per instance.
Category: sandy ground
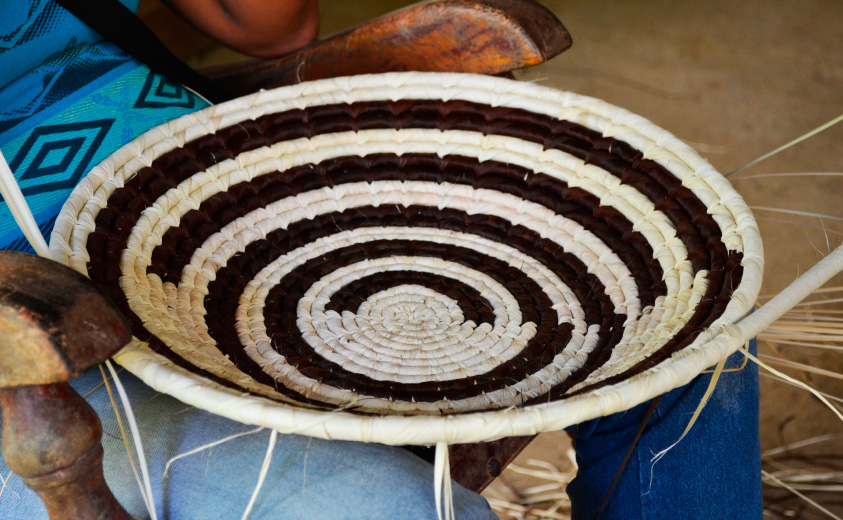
[141,0,843,516]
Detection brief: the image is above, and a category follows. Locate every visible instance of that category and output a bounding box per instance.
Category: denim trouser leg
[1,342,760,519]
[567,339,762,520]
[0,368,496,520]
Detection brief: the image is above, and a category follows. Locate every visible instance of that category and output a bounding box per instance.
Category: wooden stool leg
[0,383,132,520]
[0,250,133,518]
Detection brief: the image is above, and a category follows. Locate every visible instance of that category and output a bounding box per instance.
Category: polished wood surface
[207,0,571,99]
[0,251,131,387]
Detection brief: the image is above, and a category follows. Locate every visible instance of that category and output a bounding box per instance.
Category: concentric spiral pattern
[54,74,761,417]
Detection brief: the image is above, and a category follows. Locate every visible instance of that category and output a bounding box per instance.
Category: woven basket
[50,72,765,445]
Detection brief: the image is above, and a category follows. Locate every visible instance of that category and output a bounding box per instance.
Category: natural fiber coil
[51,72,763,444]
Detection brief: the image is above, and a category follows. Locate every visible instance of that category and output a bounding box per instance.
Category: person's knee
[252,439,495,520]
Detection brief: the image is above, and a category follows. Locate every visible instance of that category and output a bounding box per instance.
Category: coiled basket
[51,72,764,445]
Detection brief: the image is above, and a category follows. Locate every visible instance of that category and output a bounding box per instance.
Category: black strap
[53,0,225,103]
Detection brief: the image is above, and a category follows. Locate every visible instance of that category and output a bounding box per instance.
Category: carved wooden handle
[206,0,571,99]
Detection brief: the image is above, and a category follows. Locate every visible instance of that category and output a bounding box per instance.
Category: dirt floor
[141,0,843,517]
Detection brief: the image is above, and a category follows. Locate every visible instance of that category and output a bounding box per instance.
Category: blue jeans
[0,343,760,519]
[0,368,496,519]
[567,340,762,519]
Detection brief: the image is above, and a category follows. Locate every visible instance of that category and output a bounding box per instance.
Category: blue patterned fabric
[0,1,208,254]
[0,42,134,137]
[0,0,139,89]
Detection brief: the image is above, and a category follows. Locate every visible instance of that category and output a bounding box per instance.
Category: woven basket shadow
[51,73,763,445]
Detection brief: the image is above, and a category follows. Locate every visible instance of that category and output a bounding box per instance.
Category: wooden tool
[207,0,571,99]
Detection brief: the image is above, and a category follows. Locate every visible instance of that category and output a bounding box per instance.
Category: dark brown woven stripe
[78,97,743,414]
[260,240,576,402]
[88,98,718,296]
[96,152,657,406]
[85,99,702,334]
[325,270,495,327]
[265,100,723,273]
[555,249,744,402]
[147,155,662,307]
[202,207,619,403]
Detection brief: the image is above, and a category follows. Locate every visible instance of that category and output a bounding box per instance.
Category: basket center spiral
[361,286,466,340]
[55,74,760,419]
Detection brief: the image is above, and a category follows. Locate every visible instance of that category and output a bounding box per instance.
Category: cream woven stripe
[251,227,591,356]
[108,131,679,323]
[59,127,731,354]
[127,214,603,413]
[61,128,686,302]
[114,234,834,441]
[52,75,761,288]
[304,265,529,368]
[132,181,663,388]
[52,92,759,346]
[332,285,490,354]
[330,287,488,352]
[286,229,583,347]
[60,131,717,406]
[143,217,615,412]
[297,256,538,382]
[344,291,498,352]
[230,197,677,384]
[107,131,708,382]
[234,227,609,412]
[116,130,689,306]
